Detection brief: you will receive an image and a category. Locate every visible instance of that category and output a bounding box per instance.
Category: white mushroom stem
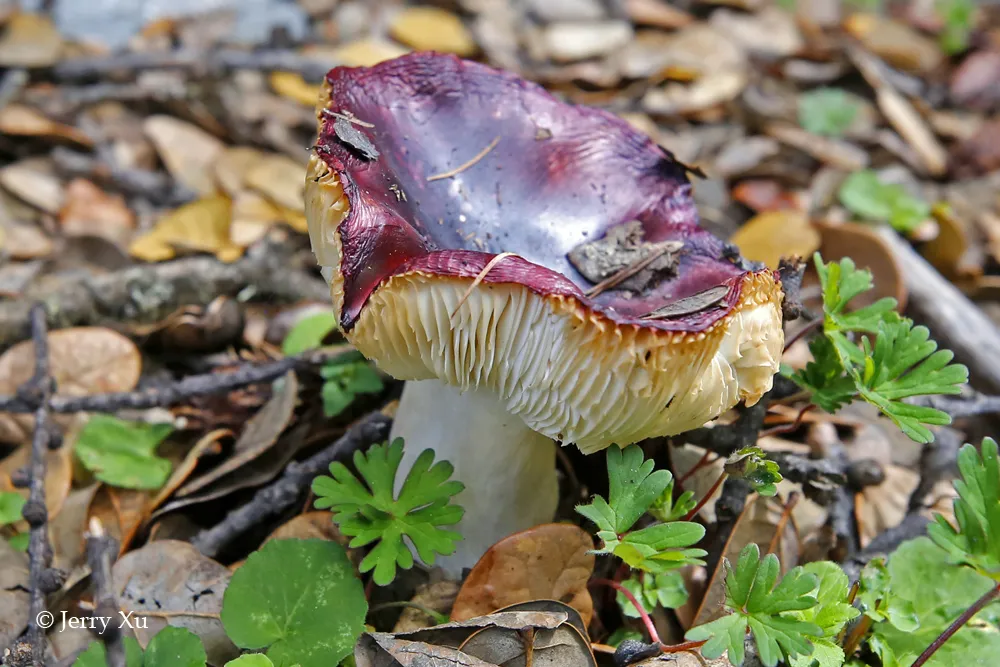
[390,378,558,575]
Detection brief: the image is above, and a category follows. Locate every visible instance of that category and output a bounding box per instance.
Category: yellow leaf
[230,191,283,247]
[213,146,267,196]
[269,71,323,107]
[729,210,820,270]
[144,115,225,197]
[322,39,410,68]
[129,196,240,262]
[245,154,307,212]
[389,7,476,56]
[0,13,62,68]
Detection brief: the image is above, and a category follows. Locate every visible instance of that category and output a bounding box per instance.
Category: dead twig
[190,411,392,558]
[53,49,337,83]
[51,147,196,207]
[0,348,360,414]
[0,236,329,351]
[84,519,126,667]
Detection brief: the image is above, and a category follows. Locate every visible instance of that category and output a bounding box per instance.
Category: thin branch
[85,519,125,667]
[21,304,57,665]
[912,583,1000,667]
[0,348,360,414]
[426,136,501,182]
[189,411,392,558]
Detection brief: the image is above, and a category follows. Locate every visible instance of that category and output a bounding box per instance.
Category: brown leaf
[175,371,298,497]
[625,0,694,29]
[950,117,1000,177]
[317,39,410,68]
[729,210,821,270]
[451,523,595,626]
[0,13,62,68]
[0,104,92,147]
[731,179,802,213]
[270,71,324,108]
[143,115,225,197]
[88,485,151,552]
[0,327,141,444]
[389,7,477,57]
[394,580,462,633]
[212,146,268,197]
[48,483,100,571]
[0,159,65,213]
[0,539,29,648]
[1,222,52,260]
[0,443,72,526]
[950,50,1000,111]
[229,191,283,247]
[843,13,943,74]
[245,154,308,215]
[813,220,907,309]
[920,202,981,280]
[59,178,135,243]
[113,540,238,664]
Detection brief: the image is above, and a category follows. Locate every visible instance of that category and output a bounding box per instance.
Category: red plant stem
[678,450,714,485]
[759,404,816,437]
[661,640,707,654]
[841,613,873,658]
[783,318,822,352]
[590,578,661,645]
[683,472,728,521]
[911,582,1000,667]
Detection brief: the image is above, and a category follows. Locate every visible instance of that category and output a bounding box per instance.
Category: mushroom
[305,53,785,574]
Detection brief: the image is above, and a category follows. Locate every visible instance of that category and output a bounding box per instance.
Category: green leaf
[789,336,857,413]
[73,638,144,667]
[649,477,696,523]
[319,361,385,417]
[798,88,862,137]
[725,447,783,497]
[312,438,464,585]
[793,562,859,637]
[870,537,1000,667]
[225,657,275,667]
[618,571,689,617]
[685,544,823,667]
[75,415,174,490]
[221,538,367,667]
[576,445,706,572]
[838,170,930,234]
[937,0,975,55]
[143,626,207,667]
[606,628,644,648]
[7,533,29,551]
[0,491,25,526]
[789,639,846,667]
[857,558,918,631]
[282,312,339,355]
[928,438,1000,580]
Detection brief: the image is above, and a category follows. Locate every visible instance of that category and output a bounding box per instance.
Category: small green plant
[576,444,707,574]
[75,626,203,667]
[838,170,930,234]
[312,438,465,585]
[789,254,968,443]
[221,538,366,667]
[726,446,783,496]
[282,313,384,417]
[937,0,975,55]
[75,415,175,489]
[0,491,27,551]
[685,543,824,667]
[798,88,863,138]
[617,571,689,617]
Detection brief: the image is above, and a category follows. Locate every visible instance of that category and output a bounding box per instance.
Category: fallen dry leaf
[269,71,323,108]
[0,443,72,527]
[230,191,284,247]
[843,13,942,74]
[0,327,142,443]
[1,222,52,260]
[389,7,477,57]
[143,115,225,197]
[0,104,92,147]
[113,540,238,664]
[88,484,152,552]
[626,0,694,29]
[920,202,980,280]
[59,178,135,243]
[950,50,1000,110]
[394,580,461,632]
[451,523,595,626]
[814,220,907,309]
[129,196,241,263]
[0,13,62,68]
[212,146,267,197]
[0,540,29,648]
[313,39,410,68]
[0,159,65,213]
[245,154,308,213]
[543,21,634,63]
[48,483,100,570]
[729,210,820,270]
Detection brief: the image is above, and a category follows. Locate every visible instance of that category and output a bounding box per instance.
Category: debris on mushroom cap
[306,52,784,453]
